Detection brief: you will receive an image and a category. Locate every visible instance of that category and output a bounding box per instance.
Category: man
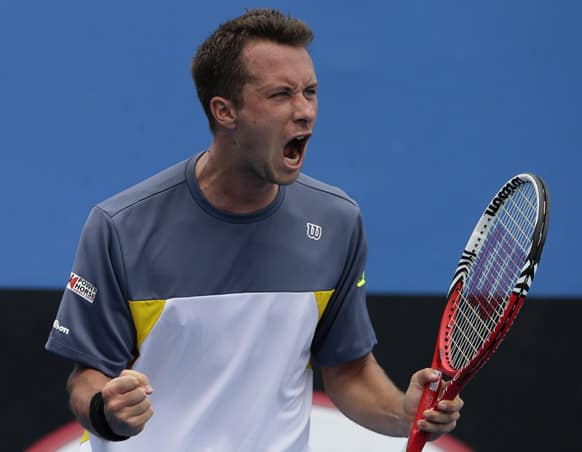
[46,9,462,451]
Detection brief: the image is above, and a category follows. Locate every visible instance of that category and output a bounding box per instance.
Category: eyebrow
[259,79,319,92]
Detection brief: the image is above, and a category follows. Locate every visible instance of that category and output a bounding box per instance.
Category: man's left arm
[320,352,463,438]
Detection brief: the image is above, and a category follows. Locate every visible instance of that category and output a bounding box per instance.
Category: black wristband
[89,391,130,442]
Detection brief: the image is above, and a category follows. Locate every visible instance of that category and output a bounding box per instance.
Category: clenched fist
[101,369,154,437]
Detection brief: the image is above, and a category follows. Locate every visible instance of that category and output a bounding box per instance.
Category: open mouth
[283,135,309,166]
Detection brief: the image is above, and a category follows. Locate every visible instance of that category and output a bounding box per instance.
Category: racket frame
[405,173,549,452]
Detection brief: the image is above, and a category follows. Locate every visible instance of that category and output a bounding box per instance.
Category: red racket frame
[405,173,549,452]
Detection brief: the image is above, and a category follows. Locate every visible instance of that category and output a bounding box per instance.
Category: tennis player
[46,9,463,451]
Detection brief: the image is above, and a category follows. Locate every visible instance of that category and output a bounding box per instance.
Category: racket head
[437,173,549,383]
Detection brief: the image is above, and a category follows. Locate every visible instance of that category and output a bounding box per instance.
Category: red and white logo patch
[67,272,97,303]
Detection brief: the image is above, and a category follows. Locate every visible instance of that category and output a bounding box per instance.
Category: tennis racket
[405,173,550,452]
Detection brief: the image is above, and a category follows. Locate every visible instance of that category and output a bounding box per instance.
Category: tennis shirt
[46,153,377,451]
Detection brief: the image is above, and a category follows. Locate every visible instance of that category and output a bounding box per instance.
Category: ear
[209,96,237,129]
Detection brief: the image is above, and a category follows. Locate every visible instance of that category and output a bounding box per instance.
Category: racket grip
[405,371,442,452]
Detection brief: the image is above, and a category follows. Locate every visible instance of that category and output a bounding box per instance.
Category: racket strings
[448,182,538,369]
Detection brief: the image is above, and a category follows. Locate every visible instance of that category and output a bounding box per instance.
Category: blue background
[1,1,580,296]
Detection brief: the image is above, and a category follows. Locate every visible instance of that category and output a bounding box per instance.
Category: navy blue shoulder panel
[295,173,359,208]
[98,159,190,218]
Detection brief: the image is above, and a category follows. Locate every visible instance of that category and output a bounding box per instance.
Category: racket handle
[405,371,442,452]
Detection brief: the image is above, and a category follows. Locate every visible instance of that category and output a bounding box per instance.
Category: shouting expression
[231,40,318,186]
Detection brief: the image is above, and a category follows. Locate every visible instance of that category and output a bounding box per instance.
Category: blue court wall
[1,1,580,296]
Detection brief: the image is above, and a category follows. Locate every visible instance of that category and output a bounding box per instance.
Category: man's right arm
[67,365,154,439]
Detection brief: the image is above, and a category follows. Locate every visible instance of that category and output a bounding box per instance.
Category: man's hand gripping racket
[405,173,550,452]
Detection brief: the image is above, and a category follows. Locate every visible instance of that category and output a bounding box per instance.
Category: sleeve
[45,206,137,377]
[311,212,377,366]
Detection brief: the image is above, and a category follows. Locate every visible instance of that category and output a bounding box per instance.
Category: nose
[292,93,317,127]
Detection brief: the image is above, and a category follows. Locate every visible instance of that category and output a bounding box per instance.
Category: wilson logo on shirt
[67,272,97,303]
[53,319,70,335]
[306,222,322,240]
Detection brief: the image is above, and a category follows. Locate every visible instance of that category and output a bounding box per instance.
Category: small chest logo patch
[306,222,322,240]
[67,272,98,303]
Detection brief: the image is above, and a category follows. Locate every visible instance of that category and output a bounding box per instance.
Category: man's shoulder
[294,173,359,210]
[97,158,191,217]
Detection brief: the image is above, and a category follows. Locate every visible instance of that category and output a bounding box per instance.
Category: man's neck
[195,148,279,215]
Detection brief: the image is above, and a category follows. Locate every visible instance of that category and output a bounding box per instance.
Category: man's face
[232,39,318,186]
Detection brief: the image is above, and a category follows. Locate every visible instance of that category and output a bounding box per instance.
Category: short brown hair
[191,9,314,131]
